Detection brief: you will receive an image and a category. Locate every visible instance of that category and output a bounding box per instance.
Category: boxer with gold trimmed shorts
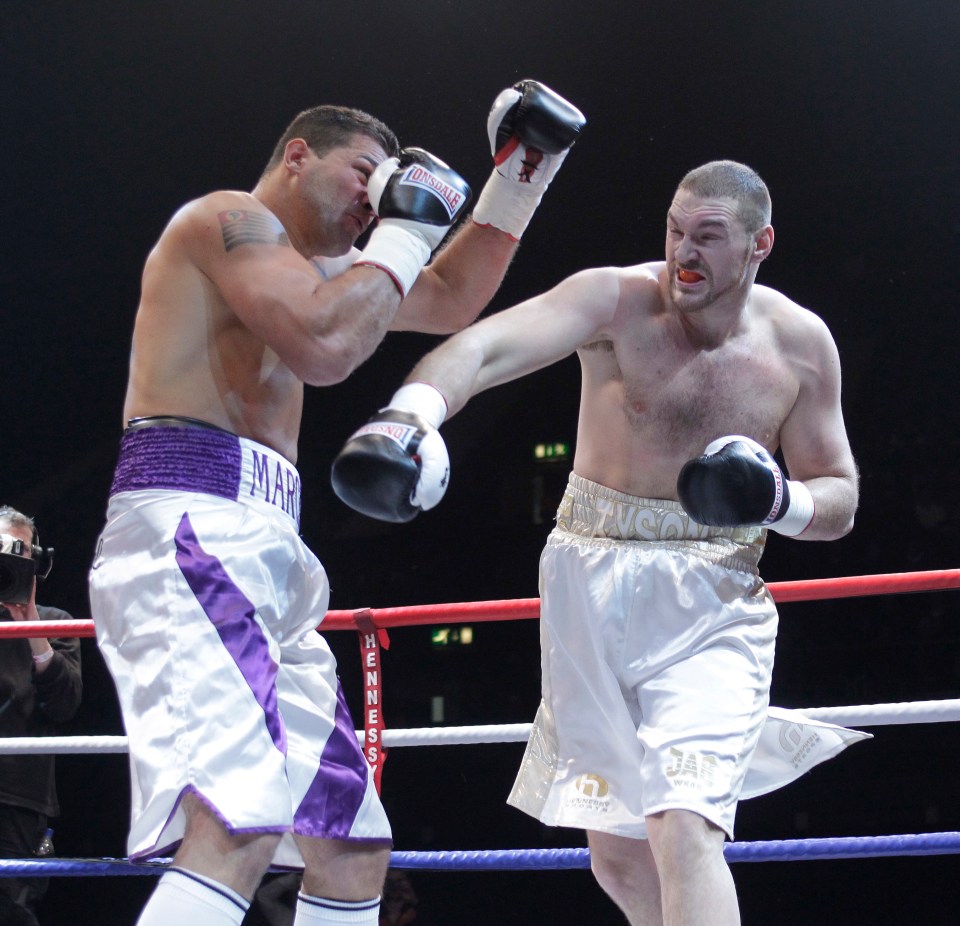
[332,156,865,924]
[507,473,775,840]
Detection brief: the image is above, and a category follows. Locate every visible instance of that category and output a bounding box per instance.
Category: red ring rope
[2,568,959,639]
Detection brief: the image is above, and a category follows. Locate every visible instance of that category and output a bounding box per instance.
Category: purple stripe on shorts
[110,426,242,498]
[294,682,369,839]
[173,512,286,754]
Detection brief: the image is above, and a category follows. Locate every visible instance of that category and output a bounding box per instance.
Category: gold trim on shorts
[552,472,766,573]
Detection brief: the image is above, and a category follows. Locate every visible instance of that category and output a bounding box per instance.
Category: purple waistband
[111,426,243,499]
[110,425,303,528]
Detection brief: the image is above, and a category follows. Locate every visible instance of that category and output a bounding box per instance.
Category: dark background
[3,1,960,923]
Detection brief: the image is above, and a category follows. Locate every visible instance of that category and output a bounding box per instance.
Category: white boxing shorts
[508,473,868,840]
[89,421,391,866]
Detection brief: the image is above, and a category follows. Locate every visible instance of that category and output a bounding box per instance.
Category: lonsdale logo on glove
[352,420,422,450]
[399,166,467,220]
[331,388,451,523]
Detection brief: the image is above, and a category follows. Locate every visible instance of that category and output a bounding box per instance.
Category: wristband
[385,382,448,429]
[770,480,815,537]
[703,434,815,537]
[354,223,431,298]
[32,648,55,666]
[472,168,543,241]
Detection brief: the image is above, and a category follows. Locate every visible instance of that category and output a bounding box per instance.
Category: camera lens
[0,561,14,598]
[0,552,35,604]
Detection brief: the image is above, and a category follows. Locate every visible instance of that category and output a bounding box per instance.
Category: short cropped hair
[677,160,772,234]
[262,105,400,177]
[0,505,39,546]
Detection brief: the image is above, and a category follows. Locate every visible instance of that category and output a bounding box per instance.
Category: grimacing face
[299,135,389,256]
[665,191,757,314]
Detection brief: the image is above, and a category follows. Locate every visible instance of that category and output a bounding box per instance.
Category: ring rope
[4,698,960,756]
[4,570,956,882]
[2,567,959,642]
[2,832,960,878]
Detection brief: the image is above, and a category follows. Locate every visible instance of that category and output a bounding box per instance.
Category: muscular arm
[406,267,622,415]
[329,268,620,521]
[186,194,408,386]
[393,77,585,335]
[390,220,519,334]
[778,316,859,541]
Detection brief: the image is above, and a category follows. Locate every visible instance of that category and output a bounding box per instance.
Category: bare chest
[581,334,798,452]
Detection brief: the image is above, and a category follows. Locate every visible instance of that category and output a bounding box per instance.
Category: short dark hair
[262,105,399,176]
[677,160,772,233]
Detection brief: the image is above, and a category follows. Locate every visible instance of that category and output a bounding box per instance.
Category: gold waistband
[552,473,767,570]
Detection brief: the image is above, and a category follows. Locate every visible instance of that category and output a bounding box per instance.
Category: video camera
[0,534,54,605]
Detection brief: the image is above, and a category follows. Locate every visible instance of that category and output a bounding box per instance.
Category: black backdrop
[3,2,960,923]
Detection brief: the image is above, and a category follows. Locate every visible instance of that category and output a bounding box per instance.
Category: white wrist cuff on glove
[704,434,815,537]
[770,480,815,536]
[354,223,431,298]
[472,168,546,240]
[386,382,448,429]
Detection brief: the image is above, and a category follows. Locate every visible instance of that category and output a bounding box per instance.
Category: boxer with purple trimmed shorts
[89,86,585,926]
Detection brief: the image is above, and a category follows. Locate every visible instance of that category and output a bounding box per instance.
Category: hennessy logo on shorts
[778,722,823,770]
[574,774,609,799]
[563,773,612,814]
[666,748,718,789]
[400,166,465,219]
[249,450,302,522]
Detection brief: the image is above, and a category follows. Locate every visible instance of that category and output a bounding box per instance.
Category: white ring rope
[3,699,959,755]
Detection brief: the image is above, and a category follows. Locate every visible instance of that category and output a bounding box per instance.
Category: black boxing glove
[331,383,450,523]
[473,79,586,240]
[676,435,815,536]
[354,148,472,296]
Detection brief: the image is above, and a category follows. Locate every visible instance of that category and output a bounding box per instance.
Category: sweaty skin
[407,191,858,541]
[391,184,858,926]
[123,134,518,463]
[574,264,809,497]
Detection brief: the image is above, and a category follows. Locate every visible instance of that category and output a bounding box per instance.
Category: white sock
[294,892,381,925]
[136,868,249,926]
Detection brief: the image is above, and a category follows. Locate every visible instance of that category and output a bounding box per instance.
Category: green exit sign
[534,442,570,461]
[431,626,474,646]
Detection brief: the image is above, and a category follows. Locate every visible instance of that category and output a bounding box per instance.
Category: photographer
[0,506,82,925]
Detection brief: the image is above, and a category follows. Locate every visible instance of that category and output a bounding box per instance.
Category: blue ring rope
[2,832,959,877]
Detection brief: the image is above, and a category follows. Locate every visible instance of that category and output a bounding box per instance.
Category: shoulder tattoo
[218,210,290,252]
